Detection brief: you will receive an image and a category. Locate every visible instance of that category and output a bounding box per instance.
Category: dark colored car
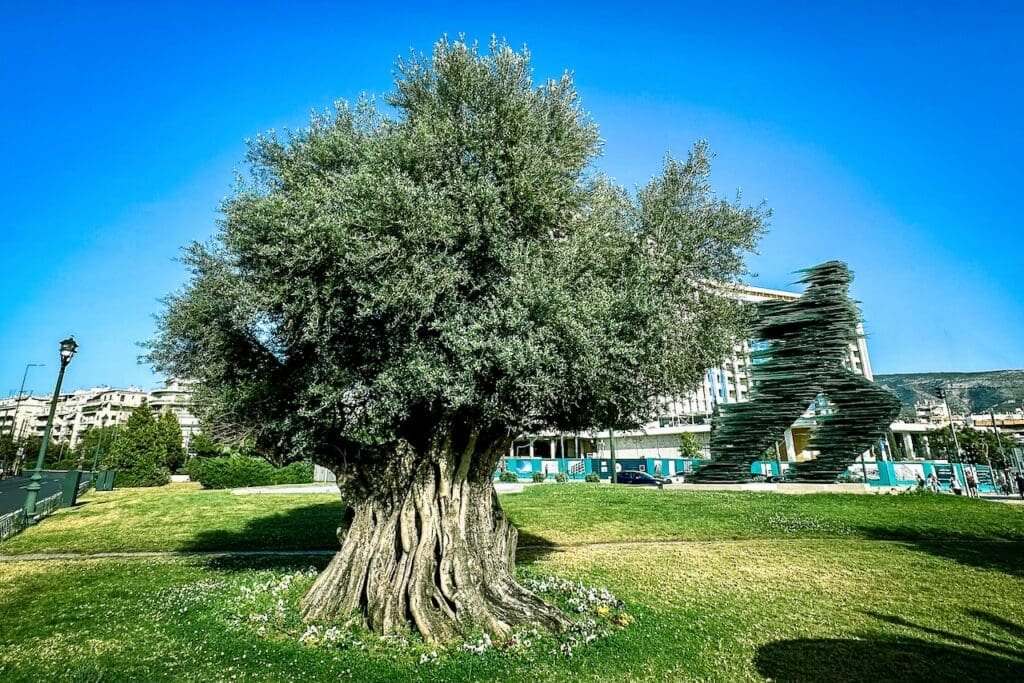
[614,470,664,487]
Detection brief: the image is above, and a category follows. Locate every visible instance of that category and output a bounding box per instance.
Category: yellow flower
[611,613,635,627]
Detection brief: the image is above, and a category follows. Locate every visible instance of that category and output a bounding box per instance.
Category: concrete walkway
[231,482,527,495]
[232,484,340,495]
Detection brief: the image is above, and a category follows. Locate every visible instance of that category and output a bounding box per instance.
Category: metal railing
[35,491,63,518]
[0,509,24,542]
[0,491,65,542]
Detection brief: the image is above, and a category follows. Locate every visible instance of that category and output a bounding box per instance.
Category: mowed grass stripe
[3,483,1021,556]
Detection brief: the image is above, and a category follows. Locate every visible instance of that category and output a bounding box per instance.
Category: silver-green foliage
[148,37,765,474]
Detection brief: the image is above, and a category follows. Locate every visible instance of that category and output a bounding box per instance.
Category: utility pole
[608,428,618,484]
[935,386,964,462]
[990,409,1007,466]
[6,363,44,438]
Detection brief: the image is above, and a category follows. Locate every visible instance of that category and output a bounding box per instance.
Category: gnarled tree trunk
[301,434,568,643]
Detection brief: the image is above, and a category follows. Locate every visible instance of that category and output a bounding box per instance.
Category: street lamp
[981,400,1014,465]
[934,385,964,462]
[5,363,44,439]
[608,427,618,484]
[23,337,78,525]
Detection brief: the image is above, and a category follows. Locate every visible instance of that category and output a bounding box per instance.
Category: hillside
[874,370,1024,417]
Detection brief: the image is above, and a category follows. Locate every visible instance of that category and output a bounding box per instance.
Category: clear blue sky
[2,1,1022,395]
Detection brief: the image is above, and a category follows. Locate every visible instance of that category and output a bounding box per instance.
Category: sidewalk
[231,482,527,495]
[232,484,339,495]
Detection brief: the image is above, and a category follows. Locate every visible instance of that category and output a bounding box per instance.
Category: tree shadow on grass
[858,526,1024,577]
[514,529,561,569]
[181,500,559,567]
[860,610,1024,661]
[754,636,1024,682]
[182,501,343,554]
[968,609,1024,641]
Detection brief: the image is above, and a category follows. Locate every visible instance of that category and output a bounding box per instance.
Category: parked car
[614,470,664,487]
[664,472,687,484]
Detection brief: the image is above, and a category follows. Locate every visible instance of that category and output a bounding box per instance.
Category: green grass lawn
[1,484,1022,681]
[5,483,1022,555]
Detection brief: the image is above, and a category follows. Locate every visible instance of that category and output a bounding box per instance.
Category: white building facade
[0,378,199,450]
[511,283,888,465]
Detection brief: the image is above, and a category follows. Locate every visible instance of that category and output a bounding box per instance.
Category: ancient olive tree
[148,38,765,641]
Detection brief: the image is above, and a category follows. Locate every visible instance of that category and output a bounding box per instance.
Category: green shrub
[499,470,519,483]
[115,467,171,488]
[272,461,313,485]
[531,471,546,483]
[188,457,274,489]
[555,471,569,483]
[188,457,313,489]
[585,473,600,483]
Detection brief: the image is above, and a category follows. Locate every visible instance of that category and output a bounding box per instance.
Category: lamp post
[6,363,44,439]
[934,386,964,461]
[23,337,78,525]
[980,400,1014,467]
[608,428,618,484]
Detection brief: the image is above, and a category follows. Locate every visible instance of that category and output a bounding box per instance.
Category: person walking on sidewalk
[950,471,963,496]
[965,468,979,498]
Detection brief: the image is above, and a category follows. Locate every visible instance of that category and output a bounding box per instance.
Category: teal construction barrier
[748,459,998,492]
[495,457,706,481]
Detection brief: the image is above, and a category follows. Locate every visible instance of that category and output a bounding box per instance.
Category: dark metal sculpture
[692,261,902,483]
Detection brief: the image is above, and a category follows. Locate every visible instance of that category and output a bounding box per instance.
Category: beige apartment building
[0,378,199,450]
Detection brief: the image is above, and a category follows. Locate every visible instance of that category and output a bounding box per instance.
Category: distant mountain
[874,370,1024,417]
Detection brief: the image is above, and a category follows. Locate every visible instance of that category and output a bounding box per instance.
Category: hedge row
[187,457,313,489]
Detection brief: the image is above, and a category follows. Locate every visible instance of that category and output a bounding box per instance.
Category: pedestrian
[927,472,940,493]
[949,471,963,496]
[1015,473,1024,501]
[916,473,926,491]
[965,468,979,498]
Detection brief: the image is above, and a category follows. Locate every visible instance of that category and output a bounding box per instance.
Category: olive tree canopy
[149,37,766,641]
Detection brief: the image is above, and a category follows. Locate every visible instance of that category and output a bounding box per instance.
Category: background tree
[72,425,122,469]
[678,432,703,460]
[929,425,1013,470]
[0,434,18,473]
[188,432,224,459]
[103,404,170,487]
[0,434,56,474]
[20,436,61,468]
[157,411,186,472]
[148,37,765,641]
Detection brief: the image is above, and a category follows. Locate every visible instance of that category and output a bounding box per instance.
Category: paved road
[0,471,92,516]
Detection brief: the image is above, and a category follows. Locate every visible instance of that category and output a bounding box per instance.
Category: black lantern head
[59,336,78,364]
